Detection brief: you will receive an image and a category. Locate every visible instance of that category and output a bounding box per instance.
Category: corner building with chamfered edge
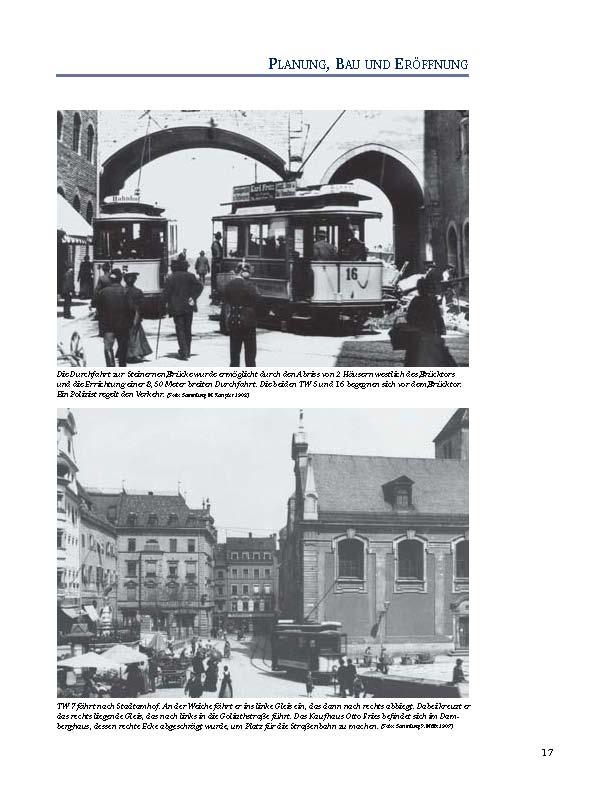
[278,410,469,655]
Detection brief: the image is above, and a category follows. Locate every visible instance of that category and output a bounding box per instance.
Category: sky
[69,408,459,537]
[119,152,393,259]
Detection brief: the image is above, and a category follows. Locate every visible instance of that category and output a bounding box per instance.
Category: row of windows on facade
[57,111,95,162]
[57,528,116,557]
[336,537,469,581]
[228,551,272,561]
[228,599,271,613]
[57,569,78,589]
[126,511,200,527]
[126,537,206,554]
[224,567,273,579]
[126,559,200,578]
[221,584,272,596]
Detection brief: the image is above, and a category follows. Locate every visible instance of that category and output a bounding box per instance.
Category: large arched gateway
[321,144,425,269]
[100,125,291,199]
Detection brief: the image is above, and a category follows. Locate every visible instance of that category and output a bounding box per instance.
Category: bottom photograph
[57,407,469,699]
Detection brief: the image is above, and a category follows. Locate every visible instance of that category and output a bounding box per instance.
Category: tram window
[248,224,261,256]
[294,227,304,257]
[269,220,287,259]
[225,225,245,257]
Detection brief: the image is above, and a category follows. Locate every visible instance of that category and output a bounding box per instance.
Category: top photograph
[57,110,469,369]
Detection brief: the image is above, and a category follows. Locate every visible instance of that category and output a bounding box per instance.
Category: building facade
[57,412,118,640]
[57,110,98,224]
[213,535,278,634]
[279,411,469,655]
[424,110,469,288]
[85,490,217,637]
[57,411,81,611]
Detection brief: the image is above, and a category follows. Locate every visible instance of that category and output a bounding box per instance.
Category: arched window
[447,224,459,272]
[454,540,469,579]
[57,111,63,141]
[397,539,424,580]
[462,221,469,276]
[86,124,94,162]
[86,201,94,225]
[337,537,364,579]
[72,113,81,152]
[72,194,81,213]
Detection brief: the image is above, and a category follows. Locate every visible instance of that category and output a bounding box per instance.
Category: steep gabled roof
[432,409,469,444]
[310,454,468,515]
[83,488,209,529]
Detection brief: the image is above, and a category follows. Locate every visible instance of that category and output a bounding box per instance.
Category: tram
[212,181,396,332]
[93,197,179,318]
[271,621,347,680]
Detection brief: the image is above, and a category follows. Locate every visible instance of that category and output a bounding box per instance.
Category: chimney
[248,532,252,539]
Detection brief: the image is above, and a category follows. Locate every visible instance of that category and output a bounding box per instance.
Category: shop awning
[60,607,80,620]
[57,194,92,242]
[83,604,100,622]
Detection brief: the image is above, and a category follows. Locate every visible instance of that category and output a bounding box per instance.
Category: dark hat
[214,231,222,238]
[316,230,326,238]
[123,271,139,278]
[109,268,123,281]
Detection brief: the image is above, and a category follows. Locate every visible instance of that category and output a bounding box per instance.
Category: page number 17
[541,748,554,757]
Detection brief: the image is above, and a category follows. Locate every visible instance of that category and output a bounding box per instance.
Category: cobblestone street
[57,286,468,368]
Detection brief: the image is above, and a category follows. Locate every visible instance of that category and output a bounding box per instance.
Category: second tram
[93,197,178,318]
[212,181,396,332]
[271,621,347,680]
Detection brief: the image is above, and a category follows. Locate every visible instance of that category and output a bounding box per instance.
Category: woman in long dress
[404,277,455,366]
[204,659,219,692]
[218,666,233,698]
[124,272,153,362]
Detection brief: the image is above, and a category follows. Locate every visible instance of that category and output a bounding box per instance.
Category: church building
[278,410,469,655]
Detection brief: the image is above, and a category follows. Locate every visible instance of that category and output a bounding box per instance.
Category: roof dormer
[382,475,414,509]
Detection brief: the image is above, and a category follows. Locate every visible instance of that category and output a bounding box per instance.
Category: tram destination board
[232,180,297,203]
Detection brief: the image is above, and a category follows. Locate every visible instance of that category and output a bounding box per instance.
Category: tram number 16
[345,267,359,281]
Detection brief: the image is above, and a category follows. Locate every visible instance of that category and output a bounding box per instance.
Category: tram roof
[96,212,170,223]
[212,207,382,222]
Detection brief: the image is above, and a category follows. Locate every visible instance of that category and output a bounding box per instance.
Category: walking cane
[155,316,162,360]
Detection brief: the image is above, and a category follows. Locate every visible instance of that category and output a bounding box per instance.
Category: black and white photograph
[57,110,469,368]
[57,407,469,698]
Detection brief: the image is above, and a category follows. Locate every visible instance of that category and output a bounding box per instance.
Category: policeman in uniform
[222,264,258,367]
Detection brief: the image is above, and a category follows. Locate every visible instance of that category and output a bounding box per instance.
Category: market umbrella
[57,651,112,670]
[141,632,168,653]
[102,645,148,665]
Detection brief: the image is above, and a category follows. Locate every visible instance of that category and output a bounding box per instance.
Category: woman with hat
[123,271,152,362]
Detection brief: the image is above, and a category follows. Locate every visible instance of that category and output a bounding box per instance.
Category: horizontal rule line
[56,72,469,78]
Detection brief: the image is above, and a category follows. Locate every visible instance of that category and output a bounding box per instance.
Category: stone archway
[321,144,425,269]
[100,125,291,199]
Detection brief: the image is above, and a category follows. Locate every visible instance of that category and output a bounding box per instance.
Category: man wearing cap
[222,264,258,367]
[210,231,224,303]
[312,229,337,261]
[95,268,136,367]
[163,258,203,360]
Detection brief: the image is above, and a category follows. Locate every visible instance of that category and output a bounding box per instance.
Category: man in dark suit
[95,268,135,366]
[222,264,259,367]
[210,231,224,304]
[163,257,203,360]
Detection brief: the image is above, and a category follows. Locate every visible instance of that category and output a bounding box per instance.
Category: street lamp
[379,601,390,664]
